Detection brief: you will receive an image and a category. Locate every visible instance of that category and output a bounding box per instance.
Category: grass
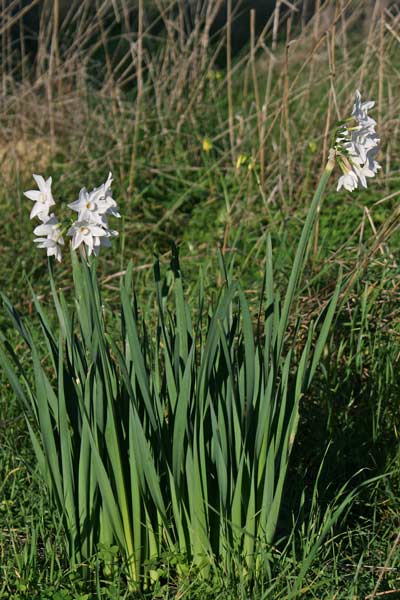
[1,0,400,597]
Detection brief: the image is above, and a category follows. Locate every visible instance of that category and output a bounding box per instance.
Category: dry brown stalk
[366,529,400,600]
[378,8,385,129]
[272,0,282,51]
[283,14,293,199]
[226,0,234,166]
[128,0,143,195]
[250,9,263,184]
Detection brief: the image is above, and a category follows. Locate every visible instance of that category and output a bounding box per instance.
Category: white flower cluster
[335,90,380,192]
[24,172,120,262]
[24,174,64,262]
[67,172,120,257]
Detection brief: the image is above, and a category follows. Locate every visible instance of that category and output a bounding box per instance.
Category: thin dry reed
[0,0,398,227]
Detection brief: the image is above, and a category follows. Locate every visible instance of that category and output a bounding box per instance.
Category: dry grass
[0,1,399,287]
[0,1,399,187]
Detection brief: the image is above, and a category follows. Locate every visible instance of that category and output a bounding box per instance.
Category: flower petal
[24,190,42,202]
[30,203,49,220]
[32,174,46,191]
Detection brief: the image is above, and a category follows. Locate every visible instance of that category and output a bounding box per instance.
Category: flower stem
[277,151,335,356]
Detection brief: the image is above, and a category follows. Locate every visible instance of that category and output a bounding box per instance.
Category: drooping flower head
[335,90,380,192]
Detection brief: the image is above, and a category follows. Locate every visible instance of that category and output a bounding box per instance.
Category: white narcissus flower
[33,214,64,262]
[93,227,118,252]
[34,238,63,262]
[352,90,376,127]
[90,172,120,218]
[67,172,120,256]
[68,172,120,223]
[337,168,358,192]
[67,221,111,256]
[335,90,380,192]
[24,174,56,220]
